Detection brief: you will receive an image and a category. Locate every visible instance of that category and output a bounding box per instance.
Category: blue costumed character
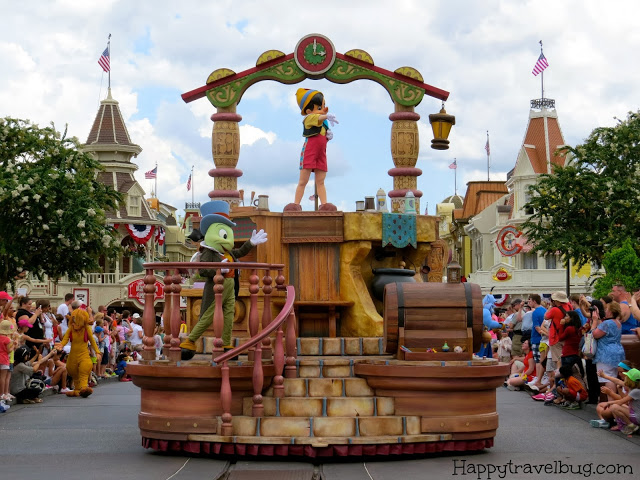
[477,294,503,357]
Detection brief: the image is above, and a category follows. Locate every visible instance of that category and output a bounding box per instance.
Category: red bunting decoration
[125,224,155,244]
[155,226,165,246]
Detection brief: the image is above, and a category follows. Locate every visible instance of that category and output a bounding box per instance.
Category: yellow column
[389,104,422,213]
[210,104,242,206]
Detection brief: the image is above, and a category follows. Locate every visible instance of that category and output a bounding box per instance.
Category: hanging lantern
[429,106,456,150]
[446,260,462,283]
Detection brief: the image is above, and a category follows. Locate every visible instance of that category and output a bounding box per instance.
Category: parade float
[127,34,509,458]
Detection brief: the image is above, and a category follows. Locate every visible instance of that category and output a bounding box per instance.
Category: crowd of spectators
[489,287,640,435]
[0,291,159,411]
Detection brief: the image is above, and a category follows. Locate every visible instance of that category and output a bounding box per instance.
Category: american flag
[186,174,192,191]
[98,47,110,72]
[485,137,491,156]
[532,53,549,76]
[448,160,457,170]
[145,167,157,179]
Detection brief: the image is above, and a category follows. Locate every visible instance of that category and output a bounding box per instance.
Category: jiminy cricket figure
[293,88,338,208]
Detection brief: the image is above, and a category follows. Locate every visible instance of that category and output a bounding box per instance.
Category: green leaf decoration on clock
[304,41,327,65]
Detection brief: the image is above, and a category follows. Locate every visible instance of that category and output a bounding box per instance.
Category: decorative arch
[181,34,452,211]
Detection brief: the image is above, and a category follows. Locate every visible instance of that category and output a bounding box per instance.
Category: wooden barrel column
[389,104,422,213]
[210,105,242,205]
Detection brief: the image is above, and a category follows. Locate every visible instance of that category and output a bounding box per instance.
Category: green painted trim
[205,57,425,108]
[206,58,306,108]
[326,58,424,107]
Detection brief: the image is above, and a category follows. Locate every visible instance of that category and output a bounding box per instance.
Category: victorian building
[462,99,595,295]
[14,90,195,312]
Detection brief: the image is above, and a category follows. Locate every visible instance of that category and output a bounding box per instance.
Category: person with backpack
[543,291,572,403]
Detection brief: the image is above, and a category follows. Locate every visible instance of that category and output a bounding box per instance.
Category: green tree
[0,117,122,289]
[592,239,640,299]
[522,110,640,269]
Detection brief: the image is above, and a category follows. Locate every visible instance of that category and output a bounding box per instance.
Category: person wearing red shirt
[558,310,584,378]
[545,291,572,371]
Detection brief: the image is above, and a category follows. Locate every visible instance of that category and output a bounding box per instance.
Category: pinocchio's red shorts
[300,134,328,172]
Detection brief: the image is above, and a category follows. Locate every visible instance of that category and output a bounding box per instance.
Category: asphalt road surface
[2,380,639,480]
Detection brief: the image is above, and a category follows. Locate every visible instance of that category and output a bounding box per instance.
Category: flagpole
[191,165,194,203]
[154,162,158,199]
[539,40,544,100]
[107,34,111,90]
[486,131,491,181]
[454,158,457,195]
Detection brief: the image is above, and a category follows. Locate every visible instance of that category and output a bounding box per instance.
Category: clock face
[294,34,336,75]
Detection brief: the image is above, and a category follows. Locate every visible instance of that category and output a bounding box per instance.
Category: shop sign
[127,279,164,305]
[496,225,522,256]
[493,268,512,282]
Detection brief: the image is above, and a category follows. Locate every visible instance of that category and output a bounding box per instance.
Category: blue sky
[2,0,640,217]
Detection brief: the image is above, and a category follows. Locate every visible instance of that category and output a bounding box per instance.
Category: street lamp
[429,105,456,150]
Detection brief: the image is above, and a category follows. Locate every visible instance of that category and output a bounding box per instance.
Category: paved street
[1,381,639,480]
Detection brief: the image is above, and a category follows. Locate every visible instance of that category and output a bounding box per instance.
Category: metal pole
[566,256,570,296]
[486,131,490,181]
[107,34,111,90]
[539,40,544,100]
[454,158,457,195]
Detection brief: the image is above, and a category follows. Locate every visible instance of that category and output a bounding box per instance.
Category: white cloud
[239,124,276,146]
[2,0,640,217]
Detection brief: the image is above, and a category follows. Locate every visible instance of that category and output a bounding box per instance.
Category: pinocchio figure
[293,88,338,208]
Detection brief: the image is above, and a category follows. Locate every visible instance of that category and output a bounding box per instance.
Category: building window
[523,252,538,269]
[474,238,483,270]
[128,195,141,216]
[545,255,557,269]
[524,188,535,215]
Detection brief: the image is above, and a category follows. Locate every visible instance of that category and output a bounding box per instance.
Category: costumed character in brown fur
[56,309,99,397]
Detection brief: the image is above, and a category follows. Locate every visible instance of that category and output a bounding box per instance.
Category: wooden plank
[282,214,344,243]
[393,391,496,416]
[402,312,468,329]
[298,245,320,301]
[316,244,330,301]
[421,413,499,433]
[450,430,497,440]
[403,352,471,361]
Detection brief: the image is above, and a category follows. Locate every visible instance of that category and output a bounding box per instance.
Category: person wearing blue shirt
[528,294,547,382]
[611,284,639,335]
[569,294,589,326]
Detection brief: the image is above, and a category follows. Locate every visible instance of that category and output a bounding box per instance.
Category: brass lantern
[429,106,456,150]
[446,260,462,283]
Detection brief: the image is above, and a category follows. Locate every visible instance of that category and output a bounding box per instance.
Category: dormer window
[127,194,141,216]
[524,187,535,215]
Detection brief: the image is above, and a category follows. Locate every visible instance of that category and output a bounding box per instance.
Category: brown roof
[459,181,509,221]
[85,91,139,148]
[523,115,566,174]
